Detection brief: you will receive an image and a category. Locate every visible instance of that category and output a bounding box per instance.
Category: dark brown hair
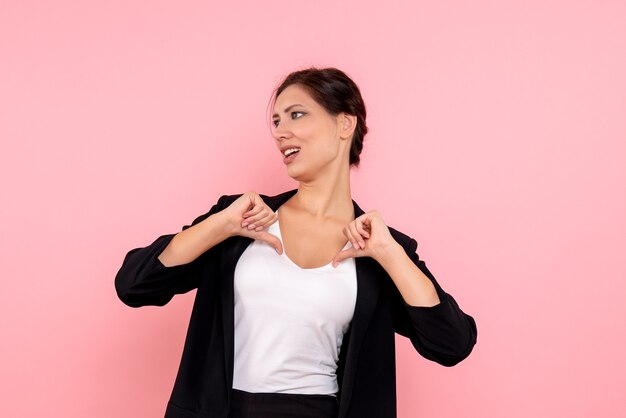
[268,66,368,169]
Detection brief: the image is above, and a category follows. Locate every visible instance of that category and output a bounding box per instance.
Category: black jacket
[115,189,477,418]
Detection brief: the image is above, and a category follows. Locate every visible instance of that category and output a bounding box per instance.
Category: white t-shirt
[232,209,358,395]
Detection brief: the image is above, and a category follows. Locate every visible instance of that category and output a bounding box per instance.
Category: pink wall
[2,1,625,417]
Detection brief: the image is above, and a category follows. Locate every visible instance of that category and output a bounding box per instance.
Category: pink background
[1,1,625,417]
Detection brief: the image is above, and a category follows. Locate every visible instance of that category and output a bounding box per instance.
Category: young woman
[115,67,477,418]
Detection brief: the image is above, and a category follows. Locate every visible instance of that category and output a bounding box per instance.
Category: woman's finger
[257,230,283,254]
[242,204,262,226]
[243,204,263,218]
[332,247,357,268]
[343,226,361,250]
[254,211,275,231]
[242,208,270,228]
[243,194,264,216]
[356,217,370,238]
[349,221,366,249]
[250,209,276,229]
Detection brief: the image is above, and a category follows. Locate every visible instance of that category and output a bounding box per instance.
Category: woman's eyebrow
[272,104,305,118]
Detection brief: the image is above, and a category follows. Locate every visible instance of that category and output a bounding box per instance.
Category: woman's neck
[290,181,354,223]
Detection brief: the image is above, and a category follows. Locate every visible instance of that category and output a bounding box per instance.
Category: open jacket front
[115,189,478,418]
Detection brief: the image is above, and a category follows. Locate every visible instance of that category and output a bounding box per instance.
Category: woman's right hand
[222,191,283,254]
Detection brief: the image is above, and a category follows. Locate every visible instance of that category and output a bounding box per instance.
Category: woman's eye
[272,112,304,127]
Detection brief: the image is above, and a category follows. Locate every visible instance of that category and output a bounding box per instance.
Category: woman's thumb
[257,230,283,255]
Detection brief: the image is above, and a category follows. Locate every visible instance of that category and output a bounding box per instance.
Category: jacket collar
[220,189,380,416]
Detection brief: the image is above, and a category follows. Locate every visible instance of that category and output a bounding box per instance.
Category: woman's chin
[286,167,311,182]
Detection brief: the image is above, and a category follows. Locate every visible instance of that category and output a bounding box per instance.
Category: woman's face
[271,84,353,182]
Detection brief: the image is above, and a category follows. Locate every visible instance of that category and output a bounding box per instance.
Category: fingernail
[276,248,281,255]
[242,222,248,227]
[248,224,255,229]
[360,242,365,249]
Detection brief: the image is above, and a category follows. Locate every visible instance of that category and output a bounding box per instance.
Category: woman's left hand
[331,210,399,268]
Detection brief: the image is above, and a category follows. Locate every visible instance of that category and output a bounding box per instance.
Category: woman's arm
[385,238,478,366]
[158,203,232,267]
[114,194,230,308]
[377,241,441,307]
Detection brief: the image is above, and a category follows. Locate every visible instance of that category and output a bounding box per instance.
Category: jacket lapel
[220,189,299,393]
[219,189,380,413]
[336,205,381,417]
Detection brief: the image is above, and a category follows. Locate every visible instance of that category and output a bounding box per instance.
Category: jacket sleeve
[114,194,227,308]
[392,238,477,366]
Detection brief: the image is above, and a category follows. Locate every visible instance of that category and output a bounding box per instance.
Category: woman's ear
[340,113,357,139]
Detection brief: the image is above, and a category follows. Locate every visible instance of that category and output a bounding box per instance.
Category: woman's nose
[272,122,291,140]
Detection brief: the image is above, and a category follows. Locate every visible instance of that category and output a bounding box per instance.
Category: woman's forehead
[273,85,314,112]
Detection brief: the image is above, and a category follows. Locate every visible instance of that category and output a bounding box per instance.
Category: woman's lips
[283,150,300,164]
